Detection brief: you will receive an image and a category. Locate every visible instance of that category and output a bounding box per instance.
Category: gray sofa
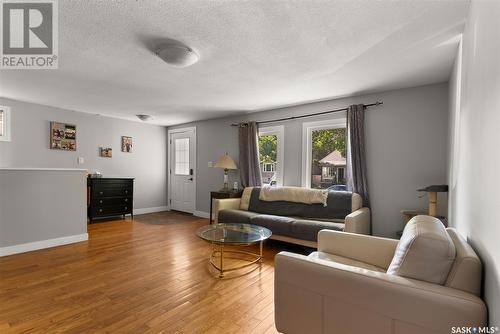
[214,187,370,247]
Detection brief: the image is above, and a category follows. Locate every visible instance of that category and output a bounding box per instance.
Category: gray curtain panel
[347,104,370,207]
[239,121,262,187]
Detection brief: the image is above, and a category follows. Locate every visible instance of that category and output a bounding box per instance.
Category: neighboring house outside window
[319,150,346,185]
[262,162,275,172]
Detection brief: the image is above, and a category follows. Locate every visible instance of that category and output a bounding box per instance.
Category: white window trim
[301,115,346,188]
[0,106,11,142]
[258,125,284,186]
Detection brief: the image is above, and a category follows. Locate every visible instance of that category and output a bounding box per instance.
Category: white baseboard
[133,206,169,215]
[194,210,210,219]
[0,233,89,257]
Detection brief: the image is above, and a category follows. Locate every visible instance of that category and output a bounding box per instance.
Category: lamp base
[222,169,229,192]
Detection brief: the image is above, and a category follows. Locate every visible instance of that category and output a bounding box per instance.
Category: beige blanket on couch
[259,185,329,206]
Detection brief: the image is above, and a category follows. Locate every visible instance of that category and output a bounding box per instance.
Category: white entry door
[169,128,196,213]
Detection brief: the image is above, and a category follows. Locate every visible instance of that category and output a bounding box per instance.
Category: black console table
[87,177,134,223]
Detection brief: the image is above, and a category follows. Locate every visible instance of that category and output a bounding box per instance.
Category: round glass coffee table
[196,223,272,278]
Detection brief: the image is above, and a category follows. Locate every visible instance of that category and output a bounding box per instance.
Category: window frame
[174,137,190,175]
[258,125,284,186]
[0,106,11,142]
[301,115,347,188]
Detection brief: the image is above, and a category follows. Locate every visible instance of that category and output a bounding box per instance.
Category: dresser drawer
[93,186,132,198]
[92,197,132,206]
[91,205,132,217]
[90,178,133,186]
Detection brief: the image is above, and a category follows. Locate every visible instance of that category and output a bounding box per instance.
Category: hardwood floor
[0,211,310,333]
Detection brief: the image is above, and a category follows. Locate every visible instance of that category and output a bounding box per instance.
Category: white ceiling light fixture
[136,114,153,121]
[155,43,199,68]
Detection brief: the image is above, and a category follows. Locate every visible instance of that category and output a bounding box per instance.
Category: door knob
[188,177,193,181]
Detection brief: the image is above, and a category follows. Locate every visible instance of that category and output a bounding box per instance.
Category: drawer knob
[99,191,103,195]
[125,190,128,194]
[124,199,128,202]
[99,209,102,212]
[124,207,128,210]
[99,200,103,204]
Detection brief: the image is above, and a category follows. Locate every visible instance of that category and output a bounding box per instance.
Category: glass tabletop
[196,223,272,245]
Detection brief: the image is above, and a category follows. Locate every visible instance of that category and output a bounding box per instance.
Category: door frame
[167,126,197,213]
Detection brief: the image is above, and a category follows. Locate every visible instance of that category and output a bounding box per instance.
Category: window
[263,162,275,172]
[302,117,347,189]
[258,125,284,186]
[174,138,190,175]
[0,106,11,142]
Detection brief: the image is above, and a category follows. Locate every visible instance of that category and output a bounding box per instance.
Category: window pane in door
[258,134,278,185]
[175,138,190,175]
[311,128,346,189]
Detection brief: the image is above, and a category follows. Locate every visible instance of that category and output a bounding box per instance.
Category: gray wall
[448,1,500,324]
[0,169,87,248]
[170,83,449,237]
[0,98,167,211]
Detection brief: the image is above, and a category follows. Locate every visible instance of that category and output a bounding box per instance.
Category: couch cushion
[218,209,259,225]
[239,187,253,210]
[308,251,385,273]
[248,187,352,220]
[291,219,344,242]
[250,214,295,237]
[351,193,362,211]
[445,228,482,296]
[250,215,344,242]
[387,215,456,285]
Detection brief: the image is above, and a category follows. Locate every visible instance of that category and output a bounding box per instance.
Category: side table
[397,209,447,238]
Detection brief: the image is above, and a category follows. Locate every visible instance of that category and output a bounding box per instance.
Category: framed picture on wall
[0,106,11,142]
[99,147,113,158]
[121,136,132,153]
[50,122,76,150]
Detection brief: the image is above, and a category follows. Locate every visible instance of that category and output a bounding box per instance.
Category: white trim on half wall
[0,233,89,257]
[133,206,170,215]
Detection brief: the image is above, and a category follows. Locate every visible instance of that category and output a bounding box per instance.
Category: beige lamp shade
[215,153,237,170]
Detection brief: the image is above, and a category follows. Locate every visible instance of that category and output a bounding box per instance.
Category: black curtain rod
[231,101,383,127]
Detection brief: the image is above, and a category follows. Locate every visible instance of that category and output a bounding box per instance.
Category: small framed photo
[121,136,132,153]
[50,122,76,151]
[99,147,112,158]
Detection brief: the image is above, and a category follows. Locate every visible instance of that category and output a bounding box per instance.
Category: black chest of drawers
[87,178,134,223]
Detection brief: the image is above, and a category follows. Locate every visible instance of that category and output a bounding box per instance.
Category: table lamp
[215,153,237,191]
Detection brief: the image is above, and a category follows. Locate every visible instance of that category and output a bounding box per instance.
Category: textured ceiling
[0,0,469,125]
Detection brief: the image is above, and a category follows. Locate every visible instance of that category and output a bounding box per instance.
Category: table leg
[219,244,224,278]
[209,195,213,224]
[259,240,263,262]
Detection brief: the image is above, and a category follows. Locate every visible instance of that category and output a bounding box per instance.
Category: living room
[0,0,498,333]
